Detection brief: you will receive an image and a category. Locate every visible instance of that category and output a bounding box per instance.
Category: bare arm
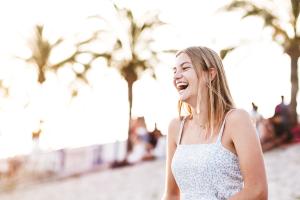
[227,109,268,200]
[161,118,181,200]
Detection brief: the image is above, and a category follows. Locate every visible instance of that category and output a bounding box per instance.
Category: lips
[176,81,189,92]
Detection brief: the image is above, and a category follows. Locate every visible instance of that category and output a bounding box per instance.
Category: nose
[173,70,183,80]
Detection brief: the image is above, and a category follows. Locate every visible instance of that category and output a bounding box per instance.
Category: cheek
[172,79,177,88]
[192,77,206,92]
[187,72,199,86]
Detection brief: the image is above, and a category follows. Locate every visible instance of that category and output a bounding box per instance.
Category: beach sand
[0,144,299,200]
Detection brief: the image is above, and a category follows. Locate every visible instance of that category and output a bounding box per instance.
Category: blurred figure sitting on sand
[149,123,166,159]
[259,96,293,152]
[127,118,167,162]
[128,117,154,162]
[275,96,292,130]
[111,117,165,168]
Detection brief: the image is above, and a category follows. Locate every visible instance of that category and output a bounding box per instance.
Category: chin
[179,93,196,106]
[179,95,190,103]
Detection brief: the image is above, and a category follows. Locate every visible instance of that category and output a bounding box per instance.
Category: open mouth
[176,82,189,92]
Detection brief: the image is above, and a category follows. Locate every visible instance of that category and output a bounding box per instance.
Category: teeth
[176,80,185,84]
[176,81,189,90]
[177,83,188,87]
[176,81,188,86]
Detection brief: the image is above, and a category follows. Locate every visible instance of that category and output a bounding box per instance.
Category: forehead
[174,52,192,67]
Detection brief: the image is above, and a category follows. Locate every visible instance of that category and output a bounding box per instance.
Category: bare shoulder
[226,108,257,140]
[167,117,182,143]
[226,108,252,124]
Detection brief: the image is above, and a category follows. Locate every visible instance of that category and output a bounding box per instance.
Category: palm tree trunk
[126,80,134,153]
[38,66,46,83]
[290,55,299,125]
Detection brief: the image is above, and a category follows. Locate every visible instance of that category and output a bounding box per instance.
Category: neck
[190,104,209,126]
[184,88,209,125]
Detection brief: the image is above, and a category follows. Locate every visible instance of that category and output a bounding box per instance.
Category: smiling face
[173,46,236,131]
[173,52,205,106]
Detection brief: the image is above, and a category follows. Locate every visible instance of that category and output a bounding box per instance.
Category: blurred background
[0,0,299,199]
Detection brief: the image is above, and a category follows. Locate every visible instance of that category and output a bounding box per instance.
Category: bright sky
[0,0,294,158]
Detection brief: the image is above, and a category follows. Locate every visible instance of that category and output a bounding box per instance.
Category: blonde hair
[176,46,235,137]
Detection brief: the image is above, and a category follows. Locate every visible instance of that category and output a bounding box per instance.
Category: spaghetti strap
[177,116,187,145]
[217,109,236,142]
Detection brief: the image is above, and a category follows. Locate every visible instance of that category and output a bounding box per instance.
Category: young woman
[162,46,267,200]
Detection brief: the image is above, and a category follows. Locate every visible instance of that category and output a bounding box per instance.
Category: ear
[208,68,217,81]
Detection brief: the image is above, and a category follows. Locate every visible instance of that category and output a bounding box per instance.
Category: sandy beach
[0,144,299,200]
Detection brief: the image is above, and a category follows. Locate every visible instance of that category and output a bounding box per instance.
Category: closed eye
[183,66,190,71]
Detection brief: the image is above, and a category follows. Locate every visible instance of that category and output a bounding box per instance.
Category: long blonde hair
[176,46,235,137]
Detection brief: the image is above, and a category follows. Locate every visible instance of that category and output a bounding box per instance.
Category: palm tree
[93,4,166,152]
[21,24,111,95]
[224,0,300,125]
[19,24,111,142]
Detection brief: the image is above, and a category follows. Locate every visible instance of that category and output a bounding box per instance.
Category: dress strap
[217,109,236,142]
[177,116,187,145]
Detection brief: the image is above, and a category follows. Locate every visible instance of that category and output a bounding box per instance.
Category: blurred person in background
[162,46,267,200]
[260,98,293,152]
[250,102,263,138]
[111,117,152,168]
[129,116,154,162]
[274,96,292,137]
[135,117,150,142]
[150,123,166,159]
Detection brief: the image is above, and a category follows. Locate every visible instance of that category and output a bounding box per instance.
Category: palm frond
[290,0,300,34]
[31,26,51,66]
[291,0,300,23]
[141,14,165,31]
[75,32,99,48]
[220,47,236,59]
[224,0,290,44]
[50,52,77,70]
[52,37,64,48]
